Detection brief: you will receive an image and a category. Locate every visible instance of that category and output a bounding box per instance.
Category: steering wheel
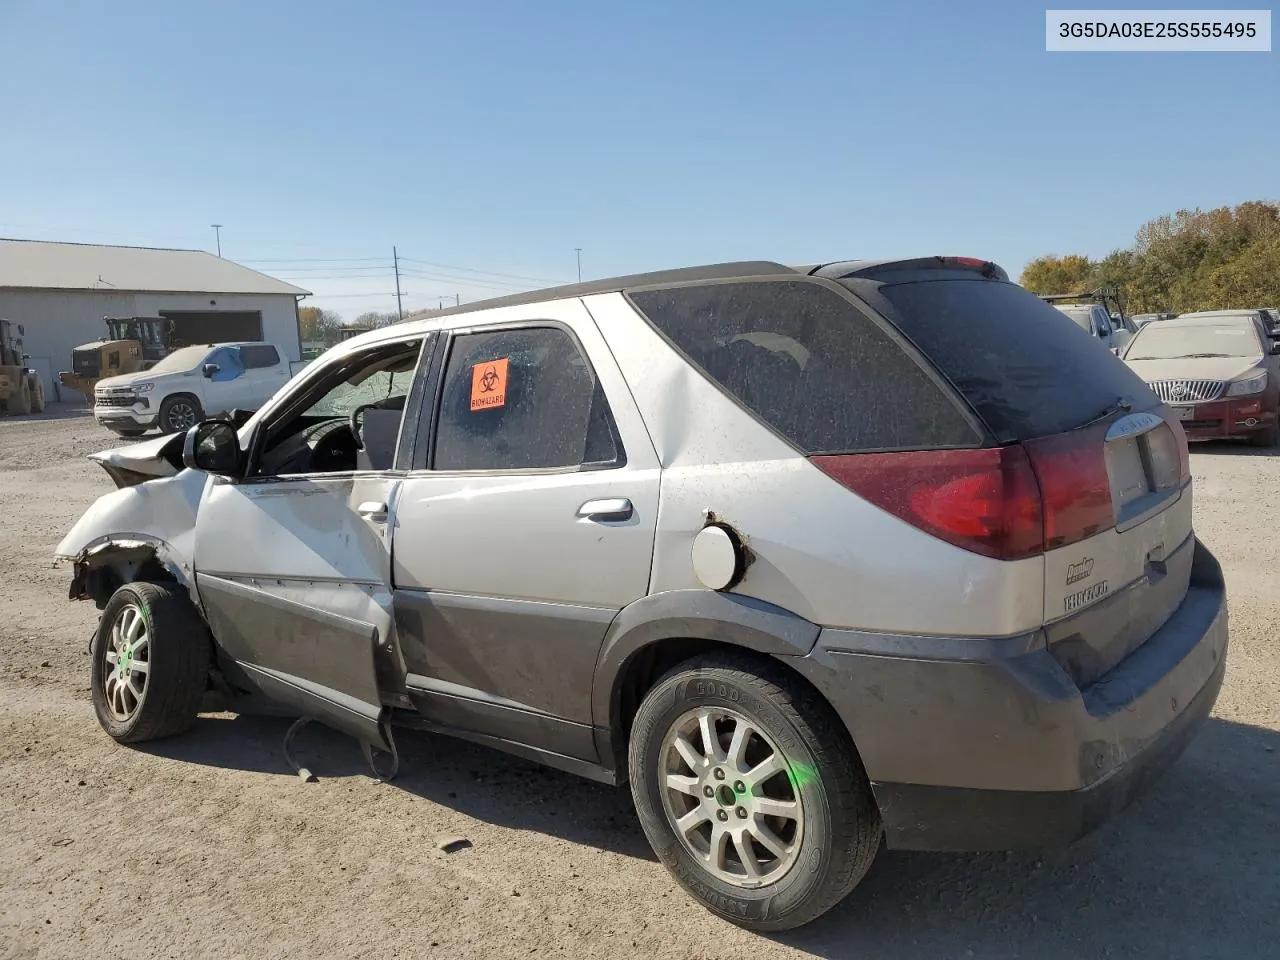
[349,403,376,450]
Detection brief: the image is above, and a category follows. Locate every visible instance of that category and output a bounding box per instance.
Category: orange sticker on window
[470,358,509,411]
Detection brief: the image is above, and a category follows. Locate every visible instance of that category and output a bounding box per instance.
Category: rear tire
[29,376,45,413]
[158,394,203,434]
[628,653,882,932]
[8,378,31,415]
[115,428,147,439]
[90,581,211,744]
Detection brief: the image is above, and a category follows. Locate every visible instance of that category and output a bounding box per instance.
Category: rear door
[848,272,1192,685]
[391,300,660,762]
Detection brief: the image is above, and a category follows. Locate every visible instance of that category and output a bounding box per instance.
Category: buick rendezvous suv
[56,257,1228,931]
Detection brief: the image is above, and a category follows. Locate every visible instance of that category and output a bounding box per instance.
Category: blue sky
[1,1,1276,318]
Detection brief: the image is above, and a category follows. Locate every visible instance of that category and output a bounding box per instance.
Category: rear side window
[432,326,621,471]
[854,278,1157,441]
[240,344,280,368]
[629,280,980,454]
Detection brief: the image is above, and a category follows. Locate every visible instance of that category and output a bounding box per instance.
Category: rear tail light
[812,423,1121,561]
[811,447,1044,560]
[1022,423,1114,550]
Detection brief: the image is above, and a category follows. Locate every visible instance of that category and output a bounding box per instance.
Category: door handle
[357,500,388,521]
[577,498,633,522]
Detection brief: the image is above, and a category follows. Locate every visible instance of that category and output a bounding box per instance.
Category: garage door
[160,311,263,346]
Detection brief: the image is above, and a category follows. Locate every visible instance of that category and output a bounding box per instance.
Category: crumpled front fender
[56,468,209,604]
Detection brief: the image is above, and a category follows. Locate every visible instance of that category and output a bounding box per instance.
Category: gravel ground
[1,405,1277,960]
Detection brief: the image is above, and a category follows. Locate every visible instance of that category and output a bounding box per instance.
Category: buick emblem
[1170,383,1187,399]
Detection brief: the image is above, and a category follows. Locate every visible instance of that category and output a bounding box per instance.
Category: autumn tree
[1021,200,1280,314]
[297,306,342,342]
[1018,254,1095,294]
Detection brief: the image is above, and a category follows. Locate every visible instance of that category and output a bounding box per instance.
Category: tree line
[1019,200,1280,314]
[298,307,445,346]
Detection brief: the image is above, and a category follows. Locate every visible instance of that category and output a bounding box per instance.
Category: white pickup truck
[93,341,292,437]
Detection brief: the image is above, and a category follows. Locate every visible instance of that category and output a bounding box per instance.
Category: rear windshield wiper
[1174,353,1234,359]
[1082,395,1135,426]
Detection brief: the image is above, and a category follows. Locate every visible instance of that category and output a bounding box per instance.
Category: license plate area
[1172,406,1196,421]
[1104,413,1183,527]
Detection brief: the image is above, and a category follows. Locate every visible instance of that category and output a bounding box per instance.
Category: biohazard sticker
[470,358,509,411]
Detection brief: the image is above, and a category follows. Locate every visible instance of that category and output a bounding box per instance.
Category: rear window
[240,344,280,368]
[1055,305,1095,333]
[628,280,981,454]
[849,278,1156,442]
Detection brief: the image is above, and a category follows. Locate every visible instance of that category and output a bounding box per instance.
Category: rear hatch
[834,262,1193,687]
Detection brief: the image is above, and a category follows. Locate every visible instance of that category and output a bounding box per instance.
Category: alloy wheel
[659,706,805,888]
[166,400,198,432]
[102,603,150,721]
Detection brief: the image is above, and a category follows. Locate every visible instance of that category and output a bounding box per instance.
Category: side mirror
[17,324,24,336]
[1271,341,1280,356]
[182,421,242,476]
[202,363,220,378]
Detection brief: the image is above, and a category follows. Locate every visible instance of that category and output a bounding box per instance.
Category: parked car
[1050,302,1134,355]
[93,341,292,437]
[1259,307,1280,338]
[57,257,1227,931]
[1121,310,1280,446]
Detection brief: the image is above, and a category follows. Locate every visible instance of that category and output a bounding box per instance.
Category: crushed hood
[1125,356,1264,384]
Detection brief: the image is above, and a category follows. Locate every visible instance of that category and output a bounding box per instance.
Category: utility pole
[393,246,404,322]
[211,224,223,257]
[455,294,460,307]
[575,248,582,283]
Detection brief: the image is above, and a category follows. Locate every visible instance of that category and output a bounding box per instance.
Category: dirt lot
[1,405,1277,960]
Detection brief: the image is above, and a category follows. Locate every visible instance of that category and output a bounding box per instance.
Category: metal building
[0,239,310,398]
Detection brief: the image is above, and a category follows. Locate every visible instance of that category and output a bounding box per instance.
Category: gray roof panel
[0,239,310,295]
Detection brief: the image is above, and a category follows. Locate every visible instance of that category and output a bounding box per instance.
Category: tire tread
[94,581,211,744]
[633,651,881,931]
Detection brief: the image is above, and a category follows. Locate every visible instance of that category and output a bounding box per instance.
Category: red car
[1123,310,1280,446]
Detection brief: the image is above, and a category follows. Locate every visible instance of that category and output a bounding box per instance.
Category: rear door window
[240,344,280,368]
[849,277,1157,442]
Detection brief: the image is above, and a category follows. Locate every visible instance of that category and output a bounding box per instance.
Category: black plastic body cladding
[787,539,1227,851]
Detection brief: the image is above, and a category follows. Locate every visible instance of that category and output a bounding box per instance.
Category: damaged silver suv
[57,258,1228,931]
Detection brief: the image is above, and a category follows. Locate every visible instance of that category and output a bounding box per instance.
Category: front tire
[90,581,211,744]
[29,376,45,413]
[158,394,203,434]
[8,378,31,415]
[1249,423,1279,448]
[628,653,881,932]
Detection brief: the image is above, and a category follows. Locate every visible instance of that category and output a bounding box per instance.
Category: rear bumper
[791,540,1228,852]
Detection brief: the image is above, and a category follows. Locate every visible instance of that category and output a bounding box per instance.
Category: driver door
[192,335,431,749]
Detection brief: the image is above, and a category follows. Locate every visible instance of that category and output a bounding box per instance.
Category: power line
[261,264,393,273]
[396,268,529,292]
[239,256,387,264]
[300,290,402,299]
[396,256,566,285]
